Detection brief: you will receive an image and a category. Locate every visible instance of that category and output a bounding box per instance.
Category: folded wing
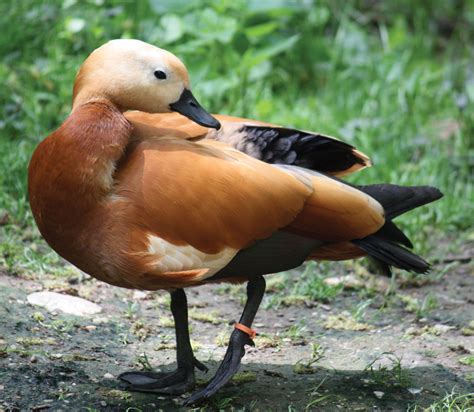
[113,138,384,286]
[125,112,371,177]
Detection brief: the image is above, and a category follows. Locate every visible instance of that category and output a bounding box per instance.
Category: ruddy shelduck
[28,39,442,404]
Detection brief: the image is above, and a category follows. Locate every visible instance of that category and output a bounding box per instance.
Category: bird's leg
[185,276,266,405]
[119,288,207,394]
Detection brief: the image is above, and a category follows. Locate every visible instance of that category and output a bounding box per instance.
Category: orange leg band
[234,323,257,339]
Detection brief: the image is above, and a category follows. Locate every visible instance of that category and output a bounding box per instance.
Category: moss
[280,294,309,307]
[254,334,280,349]
[154,342,176,351]
[159,316,174,328]
[459,355,474,366]
[231,371,257,384]
[293,362,317,375]
[460,320,474,336]
[323,314,372,331]
[105,389,133,402]
[189,309,222,325]
[16,337,44,347]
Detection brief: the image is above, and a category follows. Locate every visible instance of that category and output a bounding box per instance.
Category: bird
[28,39,443,405]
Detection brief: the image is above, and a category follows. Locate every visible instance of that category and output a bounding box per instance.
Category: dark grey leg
[185,276,266,405]
[119,288,207,394]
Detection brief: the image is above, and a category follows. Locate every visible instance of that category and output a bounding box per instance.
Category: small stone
[100,401,107,407]
[408,387,423,395]
[324,274,363,289]
[84,325,97,332]
[92,316,109,324]
[103,373,114,380]
[30,355,39,363]
[373,391,384,399]
[27,292,102,316]
[133,290,148,300]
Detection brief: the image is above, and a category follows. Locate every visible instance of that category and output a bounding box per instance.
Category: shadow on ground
[1,358,472,411]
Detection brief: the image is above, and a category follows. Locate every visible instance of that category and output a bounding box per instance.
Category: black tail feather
[353,184,443,274]
[358,184,443,219]
[376,220,413,249]
[353,237,430,274]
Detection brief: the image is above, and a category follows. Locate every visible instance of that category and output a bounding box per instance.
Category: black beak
[170,89,221,129]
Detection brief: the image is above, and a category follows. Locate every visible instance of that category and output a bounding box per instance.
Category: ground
[0,244,472,411]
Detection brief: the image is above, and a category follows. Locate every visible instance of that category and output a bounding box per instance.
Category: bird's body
[29,98,384,290]
[27,39,443,404]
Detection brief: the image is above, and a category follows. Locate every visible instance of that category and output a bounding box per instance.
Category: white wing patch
[147,234,238,279]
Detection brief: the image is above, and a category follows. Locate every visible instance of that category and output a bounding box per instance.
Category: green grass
[408,390,474,412]
[0,0,473,276]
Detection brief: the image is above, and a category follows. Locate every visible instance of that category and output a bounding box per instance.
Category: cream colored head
[72,39,190,113]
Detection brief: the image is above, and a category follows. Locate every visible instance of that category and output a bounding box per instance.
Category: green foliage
[363,352,411,389]
[0,0,472,274]
[408,390,474,412]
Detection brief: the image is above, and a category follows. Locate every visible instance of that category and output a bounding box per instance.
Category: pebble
[103,373,114,380]
[92,316,109,324]
[100,401,107,407]
[133,290,148,300]
[84,325,97,332]
[324,274,363,289]
[408,387,423,395]
[373,391,384,399]
[318,303,331,311]
[27,292,102,316]
[30,355,39,363]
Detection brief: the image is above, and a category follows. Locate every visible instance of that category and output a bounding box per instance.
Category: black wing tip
[240,125,366,174]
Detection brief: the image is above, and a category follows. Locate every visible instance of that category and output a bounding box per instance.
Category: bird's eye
[154,70,167,80]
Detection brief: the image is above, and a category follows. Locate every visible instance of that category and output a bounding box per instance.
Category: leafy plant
[363,352,411,388]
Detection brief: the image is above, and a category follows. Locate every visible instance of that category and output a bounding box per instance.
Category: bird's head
[72,39,220,129]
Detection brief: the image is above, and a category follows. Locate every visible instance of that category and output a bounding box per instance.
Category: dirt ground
[0,252,473,411]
